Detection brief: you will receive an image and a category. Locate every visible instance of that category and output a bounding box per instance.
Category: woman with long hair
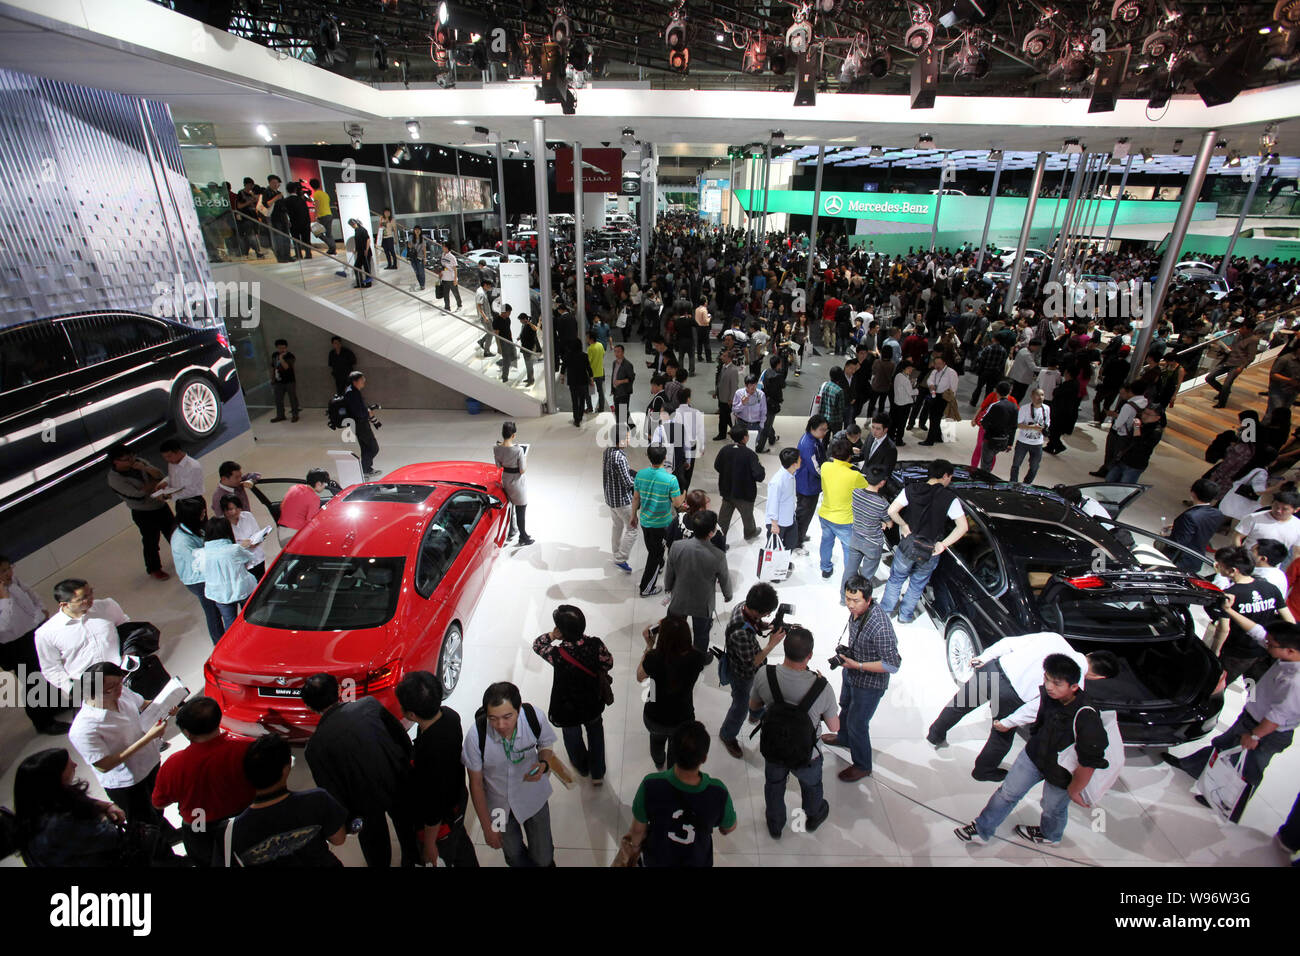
[199,517,258,634]
[667,489,728,552]
[170,497,224,644]
[636,616,709,770]
[890,359,918,445]
[13,748,131,867]
[493,420,533,546]
[377,207,398,269]
[407,224,428,291]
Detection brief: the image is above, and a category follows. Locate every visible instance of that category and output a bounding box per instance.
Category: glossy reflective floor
[2,348,1296,867]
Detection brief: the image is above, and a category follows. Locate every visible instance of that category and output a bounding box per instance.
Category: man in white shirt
[1007,340,1042,403]
[919,356,959,447]
[462,682,558,867]
[157,439,205,502]
[1235,492,1300,569]
[35,579,128,697]
[1009,389,1051,484]
[0,555,68,733]
[926,631,1099,782]
[438,246,462,311]
[69,661,177,845]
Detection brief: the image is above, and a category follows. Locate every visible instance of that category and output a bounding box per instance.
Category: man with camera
[879,459,969,624]
[343,370,382,479]
[749,626,838,837]
[719,582,785,759]
[822,575,901,781]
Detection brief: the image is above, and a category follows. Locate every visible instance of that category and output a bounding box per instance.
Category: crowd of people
[4,217,1300,869]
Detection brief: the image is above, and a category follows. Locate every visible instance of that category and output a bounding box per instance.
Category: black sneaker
[1014,824,1059,845]
[971,768,1008,782]
[805,801,831,832]
[954,822,987,844]
[926,730,948,749]
[767,822,783,840]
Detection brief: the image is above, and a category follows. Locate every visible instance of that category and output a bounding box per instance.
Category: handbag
[757,532,787,582]
[1193,746,1253,823]
[1057,706,1125,806]
[556,644,615,707]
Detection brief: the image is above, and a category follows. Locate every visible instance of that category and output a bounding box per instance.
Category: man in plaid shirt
[822,574,901,781]
[603,430,639,574]
[719,582,784,760]
[969,337,1008,409]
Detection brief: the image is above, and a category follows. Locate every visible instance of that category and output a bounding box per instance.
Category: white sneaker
[793,547,809,557]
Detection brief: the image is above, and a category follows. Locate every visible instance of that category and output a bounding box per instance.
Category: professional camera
[827,644,853,670]
[772,602,796,633]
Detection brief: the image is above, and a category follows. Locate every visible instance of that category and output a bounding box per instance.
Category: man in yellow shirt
[309,178,336,255]
[818,435,868,580]
[586,330,607,414]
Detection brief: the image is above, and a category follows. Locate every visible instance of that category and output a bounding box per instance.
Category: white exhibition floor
[2,354,1297,868]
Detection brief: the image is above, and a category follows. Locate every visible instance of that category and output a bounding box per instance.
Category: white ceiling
[1,1,1299,161]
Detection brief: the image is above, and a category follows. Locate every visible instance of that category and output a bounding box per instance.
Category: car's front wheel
[438,624,463,694]
[172,374,222,439]
[945,618,982,685]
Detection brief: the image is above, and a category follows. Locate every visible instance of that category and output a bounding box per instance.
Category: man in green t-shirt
[629,721,737,867]
[586,330,607,414]
[633,445,684,597]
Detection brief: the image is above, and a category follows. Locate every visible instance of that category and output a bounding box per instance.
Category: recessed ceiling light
[453,120,471,125]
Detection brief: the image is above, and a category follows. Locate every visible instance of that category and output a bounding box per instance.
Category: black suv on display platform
[884,463,1226,747]
[0,311,240,516]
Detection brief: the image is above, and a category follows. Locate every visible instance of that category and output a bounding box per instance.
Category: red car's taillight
[204,661,240,694]
[216,331,230,350]
[1190,578,1223,593]
[1064,575,1105,589]
[364,659,402,694]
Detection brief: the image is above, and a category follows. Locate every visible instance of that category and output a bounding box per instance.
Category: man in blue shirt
[1163,478,1224,572]
[795,415,830,555]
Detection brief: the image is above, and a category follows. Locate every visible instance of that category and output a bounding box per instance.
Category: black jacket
[981,398,1020,448]
[610,357,636,400]
[304,697,412,815]
[861,435,898,474]
[713,442,765,502]
[1025,688,1109,789]
[343,384,371,426]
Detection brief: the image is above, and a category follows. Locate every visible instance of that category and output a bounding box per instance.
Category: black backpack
[476,702,542,763]
[750,665,827,769]
[326,394,348,430]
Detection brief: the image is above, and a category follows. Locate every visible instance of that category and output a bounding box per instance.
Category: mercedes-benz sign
[823,195,843,215]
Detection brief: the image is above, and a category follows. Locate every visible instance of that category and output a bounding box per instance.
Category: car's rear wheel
[172,374,222,439]
[438,624,463,694]
[945,618,982,686]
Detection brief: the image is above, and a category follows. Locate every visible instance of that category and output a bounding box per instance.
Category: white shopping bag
[940,419,957,443]
[1057,707,1125,806]
[1193,746,1253,823]
[756,533,787,582]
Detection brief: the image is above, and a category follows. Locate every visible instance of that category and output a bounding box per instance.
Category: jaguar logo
[823,195,843,215]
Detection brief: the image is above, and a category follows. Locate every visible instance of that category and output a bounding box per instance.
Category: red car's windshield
[243,554,405,631]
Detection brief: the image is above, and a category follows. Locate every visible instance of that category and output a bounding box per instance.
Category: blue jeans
[819,516,853,575]
[561,719,606,781]
[184,582,226,645]
[1009,442,1043,483]
[1105,464,1143,484]
[501,803,554,867]
[719,676,758,743]
[837,682,885,773]
[974,749,1071,843]
[844,538,884,595]
[214,600,241,633]
[879,536,941,620]
[764,755,827,832]
[691,615,712,653]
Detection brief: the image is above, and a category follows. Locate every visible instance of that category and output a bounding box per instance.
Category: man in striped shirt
[846,466,892,597]
[603,432,639,574]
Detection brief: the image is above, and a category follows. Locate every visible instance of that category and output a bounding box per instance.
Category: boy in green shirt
[633,446,684,596]
[586,330,607,414]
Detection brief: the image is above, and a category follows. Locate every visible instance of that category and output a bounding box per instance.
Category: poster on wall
[497,261,530,341]
[335,182,371,264]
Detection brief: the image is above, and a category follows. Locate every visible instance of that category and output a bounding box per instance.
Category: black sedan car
[0,311,240,516]
[885,464,1225,746]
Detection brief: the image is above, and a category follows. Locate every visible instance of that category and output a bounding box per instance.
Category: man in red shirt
[152,697,256,866]
[279,468,330,533]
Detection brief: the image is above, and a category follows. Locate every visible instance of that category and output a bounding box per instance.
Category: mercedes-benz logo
[823,195,843,215]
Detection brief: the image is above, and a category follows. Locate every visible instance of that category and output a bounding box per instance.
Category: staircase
[1161,359,1273,459]
[213,251,545,419]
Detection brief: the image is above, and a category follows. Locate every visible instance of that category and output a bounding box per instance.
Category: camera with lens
[827,644,853,669]
[771,602,796,633]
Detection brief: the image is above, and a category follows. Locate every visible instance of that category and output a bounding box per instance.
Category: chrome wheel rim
[948,626,976,684]
[182,381,219,434]
[440,629,463,693]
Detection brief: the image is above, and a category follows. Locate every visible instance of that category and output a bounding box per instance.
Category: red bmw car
[203,461,511,739]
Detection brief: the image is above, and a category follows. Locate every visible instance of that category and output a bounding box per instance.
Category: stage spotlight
[665,16,687,51]
[917,133,935,148]
[407,120,421,140]
[437,2,448,25]
[668,45,690,72]
[905,21,934,52]
[742,35,768,73]
[1226,150,1242,166]
[869,145,884,157]
[787,19,813,56]
[988,148,1003,161]
[1022,27,1056,60]
[817,0,837,11]
[346,123,364,150]
[1275,0,1300,24]
[552,9,573,46]
[1051,35,1093,84]
[769,43,789,74]
[1111,0,1143,23]
[868,45,892,77]
[1141,30,1178,59]
[622,127,635,143]
[840,49,864,86]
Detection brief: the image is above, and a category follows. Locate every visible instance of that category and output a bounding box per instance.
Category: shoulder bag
[557,644,615,707]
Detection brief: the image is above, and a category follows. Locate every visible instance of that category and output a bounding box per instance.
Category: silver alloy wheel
[181,379,220,435]
[946,621,978,685]
[439,626,463,693]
